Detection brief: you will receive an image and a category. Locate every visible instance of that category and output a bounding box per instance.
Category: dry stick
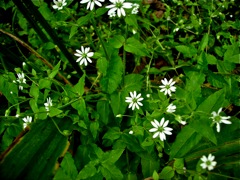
[0,29,72,86]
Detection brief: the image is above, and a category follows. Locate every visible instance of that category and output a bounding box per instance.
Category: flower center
[206,160,211,166]
[132,98,138,103]
[116,2,123,8]
[57,2,62,7]
[158,126,164,132]
[214,115,221,122]
[165,84,170,89]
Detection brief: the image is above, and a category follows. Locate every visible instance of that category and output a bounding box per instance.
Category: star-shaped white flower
[125,91,144,110]
[200,154,217,171]
[74,46,94,66]
[22,116,32,129]
[166,103,176,113]
[159,78,176,96]
[52,0,67,10]
[106,0,133,17]
[149,118,173,141]
[80,0,105,10]
[13,72,27,90]
[44,97,53,112]
[210,107,231,133]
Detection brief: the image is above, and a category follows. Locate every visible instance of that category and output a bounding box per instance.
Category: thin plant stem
[51,118,65,136]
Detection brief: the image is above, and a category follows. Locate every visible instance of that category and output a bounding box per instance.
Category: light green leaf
[38,107,48,120]
[49,107,62,117]
[39,79,51,89]
[196,89,225,114]
[173,158,185,174]
[73,75,85,96]
[29,99,38,113]
[103,127,121,141]
[49,61,61,79]
[77,161,98,180]
[100,163,123,180]
[175,45,197,58]
[169,126,202,159]
[97,57,108,76]
[0,76,18,104]
[108,35,125,49]
[224,43,239,63]
[123,74,144,92]
[77,13,93,26]
[124,37,150,57]
[90,121,99,140]
[102,148,124,164]
[69,26,78,39]
[30,84,39,100]
[198,33,208,52]
[38,3,52,21]
[97,100,110,125]
[110,90,128,116]
[152,170,159,180]
[159,166,174,179]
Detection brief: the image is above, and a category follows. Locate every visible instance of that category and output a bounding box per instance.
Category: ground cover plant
[0,0,239,179]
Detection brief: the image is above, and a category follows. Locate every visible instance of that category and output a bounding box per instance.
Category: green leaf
[123,74,144,92]
[103,127,121,141]
[97,57,108,76]
[90,121,99,140]
[77,13,93,26]
[38,107,48,120]
[173,158,185,174]
[97,100,110,125]
[169,126,202,159]
[141,154,160,178]
[38,3,52,21]
[49,107,62,117]
[197,89,225,114]
[198,33,208,52]
[30,84,39,100]
[95,7,108,17]
[69,26,78,39]
[159,166,174,179]
[56,152,78,179]
[175,45,197,58]
[72,99,89,121]
[100,52,123,94]
[224,43,240,63]
[110,90,128,116]
[125,15,138,29]
[77,161,98,180]
[39,79,51,89]
[124,37,150,57]
[108,35,125,49]
[100,163,123,180]
[102,149,125,164]
[152,170,159,180]
[49,61,61,79]
[73,75,85,96]
[0,76,18,104]
[29,99,38,113]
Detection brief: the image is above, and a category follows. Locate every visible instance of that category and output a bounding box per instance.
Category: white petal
[137,101,143,106]
[216,123,220,132]
[87,52,94,57]
[80,0,90,3]
[123,2,132,8]
[86,57,92,63]
[95,1,102,7]
[159,118,165,126]
[208,154,214,161]
[152,132,160,138]
[163,120,169,127]
[151,121,158,128]
[218,107,223,114]
[200,163,207,169]
[201,155,207,162]
[164,130,172,135]
[154,119,160,127]
[149,128,158,132]
[159,132,166,141]
[117,9,122,17]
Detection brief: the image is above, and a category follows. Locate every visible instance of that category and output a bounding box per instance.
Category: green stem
[51,118,65,136]
[91,18,109,61]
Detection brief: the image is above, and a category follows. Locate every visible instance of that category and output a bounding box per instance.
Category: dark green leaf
[49,61,61,79]
[97,100,110,125]
[124,37,150,57]
[123,74,144,92]
[141,154,160,178]
[100,163,123,180]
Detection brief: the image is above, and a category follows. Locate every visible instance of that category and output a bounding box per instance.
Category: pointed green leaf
[97,100,110,125]
[141,154,160,178]
[198,33,208,52]
[49,61,61,79]
[123,74,144,92]
[124,37,150,57]
[159,166,174,179]
[49,107,62,117]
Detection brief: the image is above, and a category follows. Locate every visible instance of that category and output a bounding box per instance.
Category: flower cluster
[52,0,67,10]
[13,72,27,91]
[44,97,53,112]
[200,154,217,171]
[210,107,231,132]
[74,46,94,66]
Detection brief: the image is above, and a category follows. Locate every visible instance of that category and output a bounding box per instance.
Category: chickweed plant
[0,0,239,179]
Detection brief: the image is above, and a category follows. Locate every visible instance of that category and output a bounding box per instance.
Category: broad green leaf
[198,33,208,52]
[73,75,85,96]
[49,107,62,117]
[159,166,174,179]
[152,170,159,180]
[77,13,93,26]
[108,35,125,49]
[169,126,202,159]
[217,60,236,73]
[39,79,51,89]
[77,161,98,180]
[123,74,144,92]
[90,121,99,140]
[72,99,89,121]
[0,76,18,104]
[189,117,217,144]
[97,100,110,125]
[125,15,138,29]
[95,7,108,17]
[102,149,124,164]
[49,61,61,79]
[100,163,123,180]
[38,3,52,21]
[69,26,78,39]
[175,45,197,58]
[29,99,38,113]
[141,154,160,178]
[124,37,150,57]
[30,83,39,100]
[100,52,123,94]
[97,57,108,76]
[38,107,48,120]
[224,43,239,63]
[206,54,217,64]
[173,158,185,174]
[103,127,121,141]
[42,42,55,50]
[196,89,225,114]
[110,90,128,116]
[56,152,78,180]
[121,134,143,153]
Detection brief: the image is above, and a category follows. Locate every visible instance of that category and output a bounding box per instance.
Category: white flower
[175,115,186,125]
[15,114,20,118]
[129,130,133,134]
[210,107,231,133]
[14,72,27,90]
[146,94,150,98]
[149,118,173,141]
[109,11,116,17]
[80,0,104,10]
[200,154,217,171]
[159,78,176,96]
[74,46,94,66]
[106,0,133,17]
[22,116,32,129]
[131,3,139,14]
[22,62,26,66]
[125,91,144,110]
[44,97,53,112]
[166,103,176,113]
[52,0,67,10]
